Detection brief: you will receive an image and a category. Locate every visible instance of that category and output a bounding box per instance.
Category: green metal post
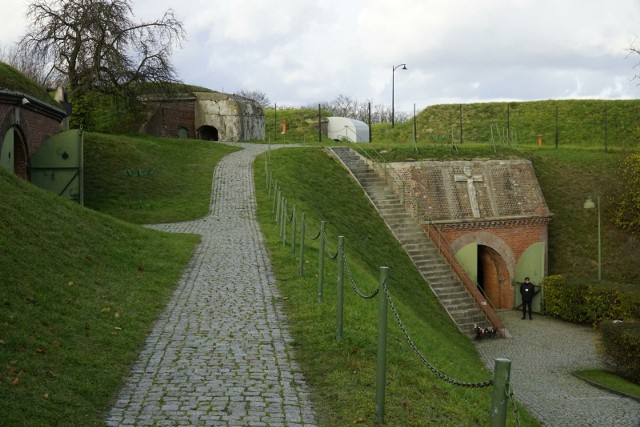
[275,188,281,222]
[375,266,389,425]
[490,358,512,427]
[336,236,345,340]
[291,205,297,256]
[281,198,288,244]
[268,171,272,197]
[272,181,277,211]
[299,212,306,277]
[317,221,326,303]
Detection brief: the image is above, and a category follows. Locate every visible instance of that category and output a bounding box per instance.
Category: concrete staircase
[330,146,495,338]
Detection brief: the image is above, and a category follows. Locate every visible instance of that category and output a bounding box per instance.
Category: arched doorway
[477,245,511,309]
[1,126,29,180]
[197,125,219,141]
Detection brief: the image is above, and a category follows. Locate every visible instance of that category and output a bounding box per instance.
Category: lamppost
[583,196,601,281]
[392,63,407,128]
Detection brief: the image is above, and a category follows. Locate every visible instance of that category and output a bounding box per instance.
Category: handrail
[354,146,506,337]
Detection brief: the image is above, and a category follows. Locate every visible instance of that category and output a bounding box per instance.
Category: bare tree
[237,89,270,108]
[17,0,185,99]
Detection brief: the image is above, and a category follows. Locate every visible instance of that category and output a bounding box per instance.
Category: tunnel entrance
[477,245,511,309]
[197,125,219,141]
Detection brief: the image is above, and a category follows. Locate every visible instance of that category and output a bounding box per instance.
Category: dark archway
[477,245,511,309]
[197,125,219,141]
[1,126,29,180]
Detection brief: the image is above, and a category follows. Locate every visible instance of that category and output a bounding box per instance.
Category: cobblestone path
[106,143,316,427]
[477,310,640,427]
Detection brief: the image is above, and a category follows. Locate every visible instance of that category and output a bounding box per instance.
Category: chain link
[343,252,379,299]
[383,284,493,388]
[322,229,339,259]
[304,219,322,240]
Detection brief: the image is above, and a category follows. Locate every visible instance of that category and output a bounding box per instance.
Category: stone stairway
[330,146,495,338]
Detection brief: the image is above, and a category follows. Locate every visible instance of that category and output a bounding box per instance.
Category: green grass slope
[0,62,59,107]
[83,133,239,223]
[0,169,199,426]
[402,99,639,148]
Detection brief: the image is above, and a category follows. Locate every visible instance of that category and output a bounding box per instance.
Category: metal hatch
[30,129,84,205]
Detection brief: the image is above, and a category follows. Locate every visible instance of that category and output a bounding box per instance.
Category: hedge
[598,321,640,384]
[542,275,640,325]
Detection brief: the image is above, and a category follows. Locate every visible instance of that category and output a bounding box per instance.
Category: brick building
[140,92,264,141]
[389,159,552,310]
[0,90,67,181]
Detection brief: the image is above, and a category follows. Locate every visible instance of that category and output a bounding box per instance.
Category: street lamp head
[583,197,596,210]
[401,64,407,70]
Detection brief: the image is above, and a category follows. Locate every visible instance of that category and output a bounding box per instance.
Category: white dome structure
[326,116,369,143]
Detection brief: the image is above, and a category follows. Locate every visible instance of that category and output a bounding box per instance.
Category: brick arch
[1,112,31,180]
[449,230,516,278]
[1,107,30,150]
[12,126,30,180]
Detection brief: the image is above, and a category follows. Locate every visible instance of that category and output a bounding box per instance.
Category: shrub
[598,321,640,384]
[543,275,639,324]
[613,153,640,231]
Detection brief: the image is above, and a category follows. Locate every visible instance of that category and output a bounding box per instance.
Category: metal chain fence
[383,284,494,388]
[343,252,379,299]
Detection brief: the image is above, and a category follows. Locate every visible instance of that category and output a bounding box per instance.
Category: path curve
[106,143,316,427]
[476,310,640,426]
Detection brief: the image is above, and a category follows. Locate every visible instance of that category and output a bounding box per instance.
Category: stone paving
[106,143,316,427]
[476,309,640,427]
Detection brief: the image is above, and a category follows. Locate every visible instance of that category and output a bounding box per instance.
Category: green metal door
[30,129,84,205]
[0,127,15,172]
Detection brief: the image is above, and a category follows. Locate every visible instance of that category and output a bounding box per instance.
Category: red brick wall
[425,219,549,308]
[441,221,548,266]
[143,100,196,138]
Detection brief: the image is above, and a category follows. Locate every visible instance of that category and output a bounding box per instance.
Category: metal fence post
[375,266,389,425]
[299,212,306,277]
[291,205,297,256]
[317,221,326,303]
[281,198,288,244]
[275,187,281,221]
[336,235,345,340]
[490,358,512,427]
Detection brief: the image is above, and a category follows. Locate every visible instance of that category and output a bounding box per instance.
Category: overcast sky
[2,0,640,113]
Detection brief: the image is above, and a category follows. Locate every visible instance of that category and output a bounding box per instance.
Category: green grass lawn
[83,133,239,223]
[574,369,640,400]
[0,169,199,426]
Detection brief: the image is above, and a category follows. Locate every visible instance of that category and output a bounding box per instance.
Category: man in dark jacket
[520,277,535,320]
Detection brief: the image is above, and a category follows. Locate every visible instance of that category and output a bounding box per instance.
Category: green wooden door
[30,129,84,205]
